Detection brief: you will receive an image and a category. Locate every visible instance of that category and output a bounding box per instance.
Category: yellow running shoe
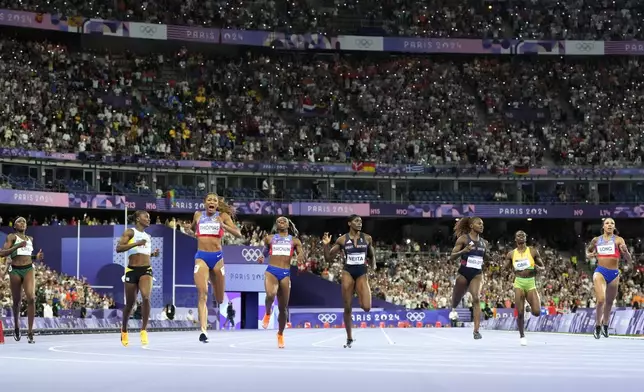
[121,331,129,347]
[262,314,270,329]
[277,333,285,349]
[140,330,149,346]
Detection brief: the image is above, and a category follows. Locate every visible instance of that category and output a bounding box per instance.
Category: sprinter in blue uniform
[258,216,304,348]
[322,215,376,348]
[449,217,488,340]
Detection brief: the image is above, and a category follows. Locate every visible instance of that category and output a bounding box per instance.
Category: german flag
[352,161,376,173]
[513,165,529,176]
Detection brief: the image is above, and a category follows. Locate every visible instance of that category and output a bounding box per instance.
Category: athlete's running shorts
[513,276,537,292]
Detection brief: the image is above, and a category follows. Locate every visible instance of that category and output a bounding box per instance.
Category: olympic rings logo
[406,312,426,322]
[241,248,263,262]
[575,42,595,52]
[354,38,373,49]
[139,25,158,36]
[317,314,337,323]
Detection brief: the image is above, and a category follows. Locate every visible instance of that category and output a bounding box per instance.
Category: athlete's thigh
[354,275,371,305]
[468,273,484,297]
[341,271,356,302]
[592,272,607,300]
[138,275,154,298]
[525,289,541,311]
[209,260,226,303]
[194,259,210,292]
[264,271,279,297]
[276,277,291,309]
[21,269,36,297]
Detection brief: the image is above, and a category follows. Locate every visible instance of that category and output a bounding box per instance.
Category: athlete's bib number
[514,259,531,271]
[347,253,366,265]
[15,242,33,256]
[199,222,221,235]
[597,243,615,256]
[271,244,291,256]
[466,255,483,270]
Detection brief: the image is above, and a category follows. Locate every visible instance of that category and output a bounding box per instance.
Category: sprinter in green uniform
[504,231,544,347]
[3,217,44,343]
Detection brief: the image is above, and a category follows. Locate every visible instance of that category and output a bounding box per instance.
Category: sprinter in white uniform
[116,210,159,347]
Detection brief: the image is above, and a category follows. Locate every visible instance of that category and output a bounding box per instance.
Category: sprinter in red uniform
[191,193,242,343]
[585,218,631,339]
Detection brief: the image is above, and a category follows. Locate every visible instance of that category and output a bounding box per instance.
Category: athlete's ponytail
[453,217,480,238]
[206,193,236,219]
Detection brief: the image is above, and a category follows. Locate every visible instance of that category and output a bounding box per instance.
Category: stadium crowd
[0,37,643,173]
[4,0,644,40]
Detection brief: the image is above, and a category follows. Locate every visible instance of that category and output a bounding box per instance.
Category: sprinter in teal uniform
[3,217,44,343]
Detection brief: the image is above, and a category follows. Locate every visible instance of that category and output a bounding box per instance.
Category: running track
[1,328,642,392]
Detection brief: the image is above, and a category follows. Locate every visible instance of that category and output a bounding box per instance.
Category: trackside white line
[380,327,395,345]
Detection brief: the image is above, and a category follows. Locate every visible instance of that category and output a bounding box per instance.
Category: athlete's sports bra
[269,234,294,257]
[127,228,152,257]
[11,235,33,258]
[595,235,621,259]
[196,211,224,238]
[512,247,535,271]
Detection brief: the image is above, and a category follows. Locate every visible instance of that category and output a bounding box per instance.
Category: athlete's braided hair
[272,217,299,237]
[453,217,481,238]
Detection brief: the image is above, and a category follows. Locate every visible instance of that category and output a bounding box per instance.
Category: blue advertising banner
[4,186,644,218]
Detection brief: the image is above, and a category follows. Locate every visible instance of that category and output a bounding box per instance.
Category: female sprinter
[322,215,375,348]
[192,193,242,343]
[116,210,160,347]
[257,216,304,348]
[503,230,544,346]
[585,218,631,339]
[449,217,488,340]
[3,217,44,343]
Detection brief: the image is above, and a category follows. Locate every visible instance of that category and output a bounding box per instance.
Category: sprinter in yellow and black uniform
[116,211,160,347]
[2,217,44,343]
[503,230,545,347]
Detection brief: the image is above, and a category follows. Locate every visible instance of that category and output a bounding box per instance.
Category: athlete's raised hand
[322,233,332,245]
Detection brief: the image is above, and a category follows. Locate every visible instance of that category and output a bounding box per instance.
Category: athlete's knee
[517,312,525,323]
[140,293,151,303]
[25,295,35,305]
[530,307,541,317]
[470,294,481,304]
[361,305,371,313]
[197,290,208,303]
[595,296,606,306]
[343,305,352,315]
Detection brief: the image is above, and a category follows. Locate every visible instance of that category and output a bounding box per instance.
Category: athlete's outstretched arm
[585,237,598,258]
[616,236,632,263]
[219,212,242,238]
[449,235,472,261]
[322,233,342,263]
[365,234,377,270]
[532,248,545,269]
[115,229,140,253]
[294,238,305,265]
[502,251,514,270]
